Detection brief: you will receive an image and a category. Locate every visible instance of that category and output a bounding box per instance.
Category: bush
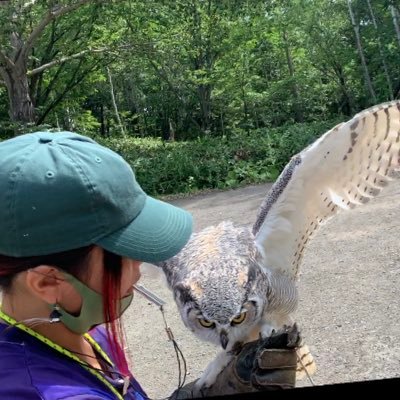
[0,119,340,196]
[96,119,340,196]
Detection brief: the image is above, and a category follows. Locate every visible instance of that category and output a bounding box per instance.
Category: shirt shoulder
[0,323,147,400]
[0,339,43,399]
[0,324,116,399]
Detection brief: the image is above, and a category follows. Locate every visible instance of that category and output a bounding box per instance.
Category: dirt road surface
[124,181,400,398]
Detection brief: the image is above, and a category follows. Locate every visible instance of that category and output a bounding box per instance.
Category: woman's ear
[24,266,65,304]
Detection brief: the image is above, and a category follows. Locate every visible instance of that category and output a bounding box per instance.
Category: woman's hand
[172,324,301,398]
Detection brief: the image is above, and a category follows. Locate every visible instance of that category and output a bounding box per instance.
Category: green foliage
[95,119,338,196]
[0,1,398,201]
[0,120,54,139]
[1,0,399,168]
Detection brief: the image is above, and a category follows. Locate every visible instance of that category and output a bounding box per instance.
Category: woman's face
[58,246,142,315]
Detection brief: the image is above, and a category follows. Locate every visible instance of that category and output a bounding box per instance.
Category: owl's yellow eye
[231,312,246,325]
[198,319,215,328]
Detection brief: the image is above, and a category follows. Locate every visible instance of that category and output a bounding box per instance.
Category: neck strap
[0,308,124,400]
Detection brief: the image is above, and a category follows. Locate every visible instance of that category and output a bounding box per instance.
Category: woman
[0,131,193,399]
[0,131,300,400]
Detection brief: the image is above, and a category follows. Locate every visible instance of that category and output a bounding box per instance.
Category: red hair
[102,250,130,376]
[0,246,131,376]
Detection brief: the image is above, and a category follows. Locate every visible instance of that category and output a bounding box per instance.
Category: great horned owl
[157,101,400,388]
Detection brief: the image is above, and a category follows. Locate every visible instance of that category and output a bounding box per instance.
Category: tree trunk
[240,78,249,131]
[191,0,213,134]
[107,67,126,137]
[0,63,35,126]
[99,103,106,136]
[336,63,354,115]
[198,84,212,133]
[168,118,176,141]
[282,29,303,123]
[347,0,377,103]
[367,0,393,99]
[220,112,225,136]
[390,4,400,49]
[0,0,104,129]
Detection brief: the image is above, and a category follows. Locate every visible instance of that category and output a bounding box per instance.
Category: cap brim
[96,196,193,263]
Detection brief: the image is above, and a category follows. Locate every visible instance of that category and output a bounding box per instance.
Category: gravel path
[124,181,400,398]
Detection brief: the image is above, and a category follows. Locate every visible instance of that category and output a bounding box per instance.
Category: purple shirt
[0,322,147,399]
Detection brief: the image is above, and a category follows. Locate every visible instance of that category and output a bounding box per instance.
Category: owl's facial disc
[195,310,249,348]
[195,318,230,349]
[177,281,263,348]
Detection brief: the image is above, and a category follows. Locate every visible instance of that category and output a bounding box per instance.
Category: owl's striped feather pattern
[158,101,400,390]
[254,101,400,279]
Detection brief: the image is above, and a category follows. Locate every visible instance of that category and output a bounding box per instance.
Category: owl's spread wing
[253,101,400,279]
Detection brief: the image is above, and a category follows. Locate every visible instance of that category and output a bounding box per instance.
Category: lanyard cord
[133,284,188,400]
[0,309,125,400]
[160,306,187,399]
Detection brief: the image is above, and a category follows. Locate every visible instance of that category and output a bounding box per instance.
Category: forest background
[1,0,399,196]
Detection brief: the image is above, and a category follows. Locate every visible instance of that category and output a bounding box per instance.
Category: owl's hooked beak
[220,330,229,349]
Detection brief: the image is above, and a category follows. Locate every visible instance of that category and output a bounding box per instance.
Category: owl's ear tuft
[174,282,196,304]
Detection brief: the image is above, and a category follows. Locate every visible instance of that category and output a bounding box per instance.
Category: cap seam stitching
[7,143,38,256]
[57,144,106,239]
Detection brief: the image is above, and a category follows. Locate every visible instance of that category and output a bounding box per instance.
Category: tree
[1,0,398,138]
[390,2,400,49]
[347,0,377,103]
[366,0,393,99]
[0,0,112,129]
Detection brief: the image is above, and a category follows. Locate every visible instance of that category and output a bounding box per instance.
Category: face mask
[51,271,133,334]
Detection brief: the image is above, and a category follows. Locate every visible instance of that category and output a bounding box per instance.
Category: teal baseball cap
[0,131,193,262]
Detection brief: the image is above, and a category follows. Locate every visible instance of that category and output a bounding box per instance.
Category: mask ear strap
[28,268,67,282]
[49,303,62,324]
[27,269,64,324]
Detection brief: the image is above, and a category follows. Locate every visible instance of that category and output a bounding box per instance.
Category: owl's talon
[286,324,302,348]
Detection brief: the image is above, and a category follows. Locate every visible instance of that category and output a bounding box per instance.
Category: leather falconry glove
[171,324,301,399]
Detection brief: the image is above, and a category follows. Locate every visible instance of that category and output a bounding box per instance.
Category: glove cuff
[257,348,298,370]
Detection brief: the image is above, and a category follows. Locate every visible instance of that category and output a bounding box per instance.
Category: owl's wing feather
[253,101,400,279]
